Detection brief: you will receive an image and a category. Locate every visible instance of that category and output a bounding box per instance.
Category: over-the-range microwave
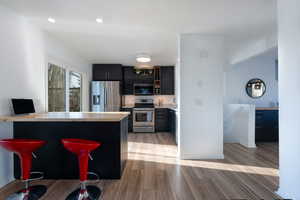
[134,84,154,95]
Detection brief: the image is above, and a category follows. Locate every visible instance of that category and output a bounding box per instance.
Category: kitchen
[91,63,178,143]
[0,63,177,200]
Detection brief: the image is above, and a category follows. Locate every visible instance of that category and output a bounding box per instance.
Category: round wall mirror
[246,78,266,98]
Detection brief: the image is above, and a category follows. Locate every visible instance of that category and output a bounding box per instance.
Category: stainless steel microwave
[134,84,154,95]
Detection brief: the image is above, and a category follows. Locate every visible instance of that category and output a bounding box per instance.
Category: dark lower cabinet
[255,110,278,142]
[155,108,176,135]
[169,109,176,137]
[121,107,133,132]
[155,108,170,132]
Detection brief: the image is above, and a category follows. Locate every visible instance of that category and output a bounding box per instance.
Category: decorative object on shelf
[134,68,153,76]
[154,66,161,94]
[246,78,266,98]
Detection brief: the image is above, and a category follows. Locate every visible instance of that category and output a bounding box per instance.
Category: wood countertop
[0,112,130,122]
[256,107,279,111]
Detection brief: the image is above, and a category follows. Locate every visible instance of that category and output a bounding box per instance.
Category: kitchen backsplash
[122,95,135,106]
[154,95,176,105]
[122,95,176,106]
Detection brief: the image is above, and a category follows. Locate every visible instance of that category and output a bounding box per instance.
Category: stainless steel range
[133,96,155,133]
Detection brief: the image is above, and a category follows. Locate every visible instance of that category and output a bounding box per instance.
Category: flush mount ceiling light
[48,17,56,23]
[135,63,154,69]
[96,18,103,23]
[136,54,151,63]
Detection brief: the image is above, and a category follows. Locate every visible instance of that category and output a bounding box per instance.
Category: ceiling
[0,0,277,65]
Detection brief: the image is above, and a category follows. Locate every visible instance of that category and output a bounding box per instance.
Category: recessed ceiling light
[136,54,151,63]
[48,17,56,23]
[96,18,103,23]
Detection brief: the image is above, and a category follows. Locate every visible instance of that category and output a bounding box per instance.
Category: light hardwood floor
[0,133,281,200]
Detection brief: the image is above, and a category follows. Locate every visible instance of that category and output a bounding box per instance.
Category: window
[48,64,66,112]
[48,63,82,112]
[69,71,82,112]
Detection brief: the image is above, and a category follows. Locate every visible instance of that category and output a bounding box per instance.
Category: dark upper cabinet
[122,66,135,95]
[93,64,122,81]
[122,67,154,95]
[134,69,154,84]
[160,66,175,95]
[121,66,174,95]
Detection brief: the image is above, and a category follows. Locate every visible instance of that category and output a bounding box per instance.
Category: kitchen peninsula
[0,112,129,179]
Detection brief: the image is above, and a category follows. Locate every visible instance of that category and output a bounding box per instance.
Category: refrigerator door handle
[105,88,109,112]
[103,88,105,110]
[106,87,109,111]
[106,86,109,111]
[106,88,108,109]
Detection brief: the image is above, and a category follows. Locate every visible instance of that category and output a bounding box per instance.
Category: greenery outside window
[48,63,66,112]
[69,71,82,112]
[48,63,82,112]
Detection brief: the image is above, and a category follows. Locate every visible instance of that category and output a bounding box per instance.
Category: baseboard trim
[276,188,287,199]
[276,188,299,200]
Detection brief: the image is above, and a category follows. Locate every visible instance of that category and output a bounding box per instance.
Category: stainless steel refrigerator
[91,81,121,112]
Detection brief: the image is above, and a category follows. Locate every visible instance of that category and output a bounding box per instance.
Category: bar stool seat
[62,139,102,200]
[0,139,47,200]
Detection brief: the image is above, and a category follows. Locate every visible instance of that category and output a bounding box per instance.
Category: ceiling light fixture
[135,63,154,69]
[136,54,151,63]
[96,18,103,23]
[48,17,56,23]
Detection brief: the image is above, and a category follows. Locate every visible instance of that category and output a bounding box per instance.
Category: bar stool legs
[66,184,101,200]
[0,139,47,200]
[62,139,102,200]
[66,172,102,200]
[7,184,47,200]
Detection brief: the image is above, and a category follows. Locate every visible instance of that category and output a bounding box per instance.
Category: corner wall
[179,34,224,159]
[0,5,91,187]
[224,49,278,107]
[277,0,300,199]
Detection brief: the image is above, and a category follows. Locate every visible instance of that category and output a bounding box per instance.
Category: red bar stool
[0,139,47,200]
[62,139,102,200]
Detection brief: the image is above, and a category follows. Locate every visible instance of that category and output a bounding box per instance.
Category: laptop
[11,99,35,115]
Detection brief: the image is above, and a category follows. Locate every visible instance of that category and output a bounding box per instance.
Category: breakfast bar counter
[0,112,129,122]
[0,112,129,180]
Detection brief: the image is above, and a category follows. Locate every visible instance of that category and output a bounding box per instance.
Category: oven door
[133,109,154,127]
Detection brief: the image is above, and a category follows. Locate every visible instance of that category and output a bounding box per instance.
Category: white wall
[227,32,277,66]
[179,34,224,159]
[44,33,92,112]
[0,5,91,187]
[277,0,300,199]
[225,49,278,107]
[224,104,256,148]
